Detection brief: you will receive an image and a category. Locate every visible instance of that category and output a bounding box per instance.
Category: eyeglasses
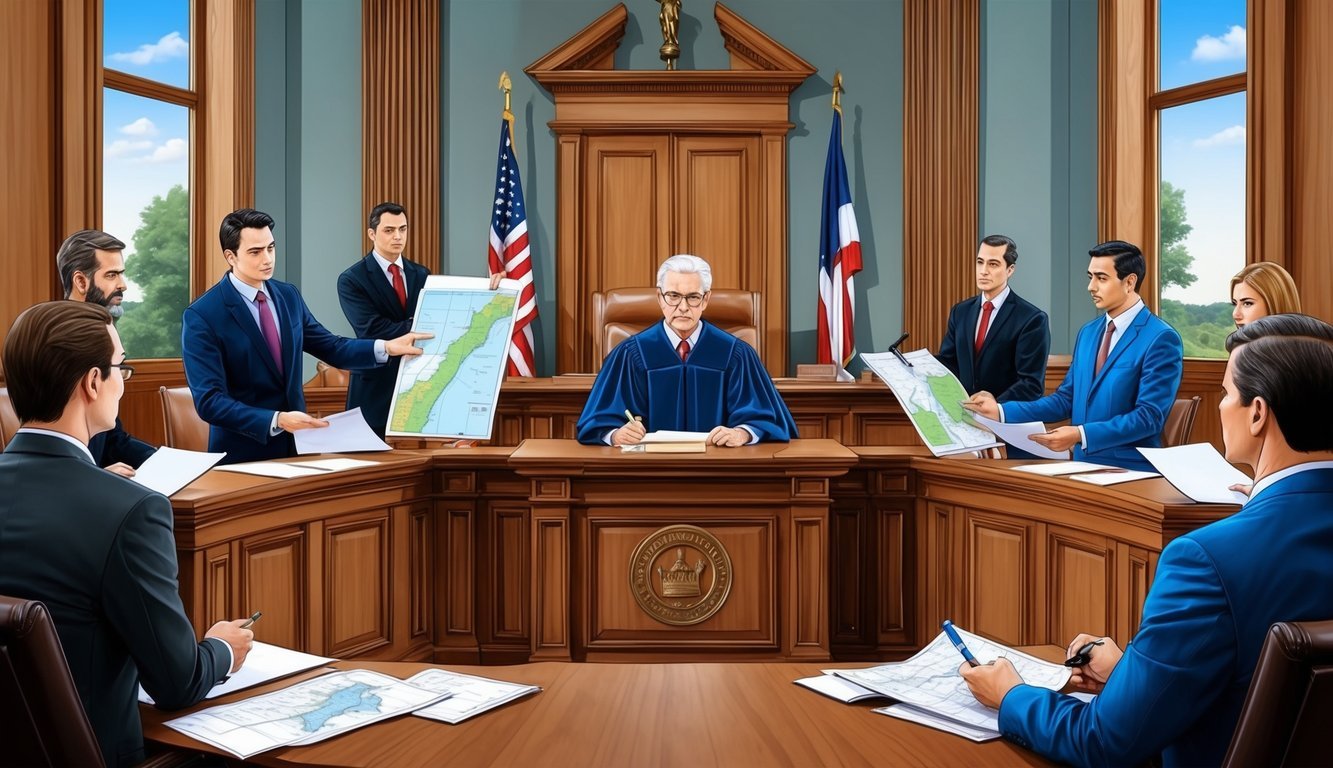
[660,291,707,308]
[110,363,134,382]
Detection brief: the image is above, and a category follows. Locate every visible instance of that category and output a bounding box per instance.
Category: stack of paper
[130,447,226,496]
[794,673,885,704]
[140,642,333,704]
[405,669,542,723]
[214,457,381,479]
[1011,461,1158,486]
[621,430,709,453]
[1138,443,1251,504]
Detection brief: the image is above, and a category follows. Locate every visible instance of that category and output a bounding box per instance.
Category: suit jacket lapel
[982,297,1017,356]
[221,276,282,380]
[961,297,981,374]
[404,259,428,317]
[1096,309,1147,382]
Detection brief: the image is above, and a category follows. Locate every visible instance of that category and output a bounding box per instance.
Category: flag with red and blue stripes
[816,109,862,381]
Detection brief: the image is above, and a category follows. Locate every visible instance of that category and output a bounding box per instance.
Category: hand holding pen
[947,620,1025,709]
[1064,633,1123,694]
[205,612,261,674]
[612,409,645,447]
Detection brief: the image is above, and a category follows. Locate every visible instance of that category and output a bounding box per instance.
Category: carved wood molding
[902,0,979,351]
[361,0,441,273]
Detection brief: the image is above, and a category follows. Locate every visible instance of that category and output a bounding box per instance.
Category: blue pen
[942,620,980,667]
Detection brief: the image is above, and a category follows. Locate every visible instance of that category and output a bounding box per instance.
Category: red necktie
[974,300,994,355]
[388,263,407,310]
[1095,320,1115,376]
[678,339,690,362]
[254,291,283,374]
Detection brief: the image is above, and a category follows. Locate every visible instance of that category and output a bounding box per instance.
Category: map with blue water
[299,682,383,731]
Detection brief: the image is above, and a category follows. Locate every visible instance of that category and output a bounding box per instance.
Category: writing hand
[707,426,750,447]
[385,331,433,357]
[960,391,999,420]
[1029,426,1080,452]
[1064,633,1122,694]
[959,656,1022,709]
[613,418,646,446]
[206,618,256,674]
[278,411,330,432]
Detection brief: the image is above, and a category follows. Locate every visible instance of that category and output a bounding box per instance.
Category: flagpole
[498,71,517,159]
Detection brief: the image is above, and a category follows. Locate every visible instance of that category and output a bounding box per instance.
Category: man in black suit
[0,301,254,767]
[56,229,156,476]
[337,202,430,436]
[937,235,1050,458]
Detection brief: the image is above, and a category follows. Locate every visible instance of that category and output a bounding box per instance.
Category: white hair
[656,254,713,293]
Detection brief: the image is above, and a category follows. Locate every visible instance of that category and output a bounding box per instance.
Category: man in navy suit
[182,209,430,463]
[959,313,1333,767]
[55,228,156,476]
[964,241,1183,471]
[938,234,1050,458]
[0,301,255,767]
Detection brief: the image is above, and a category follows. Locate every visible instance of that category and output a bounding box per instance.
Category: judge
[576,254,797,447]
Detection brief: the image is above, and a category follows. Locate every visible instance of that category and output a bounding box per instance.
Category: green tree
[1159,180,1196,291]
[116,184,189,358]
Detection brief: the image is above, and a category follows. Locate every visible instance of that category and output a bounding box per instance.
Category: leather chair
[158,386,209,452]
[0,387,18,450]
[1160,395,1201,448]
[1223,620,1333,767]
[0,595,105,768]
[590,288,761,371]
[312,361,350,387]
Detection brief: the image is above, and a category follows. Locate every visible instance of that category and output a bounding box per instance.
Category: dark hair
[980,234,1018,267]
[3,301,115,424]
[219,208,276,254]
[1088,240,1146,294]
[1225,314,1333,452]
[55,229,126,298]
[368,202,407,231]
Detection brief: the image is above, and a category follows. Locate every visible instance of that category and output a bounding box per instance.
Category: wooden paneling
[409,507,432,639]
[584,135,671,290]
[361,0,440,273]
[674,136,762,285]
[1248,0,1291,268]
[877,503,913,648]
[531,516,570,660]
[791,516,825,654]
[1289,0,1333,322]
[240,527,306,651]
[1047,527,1114,644]
[964,511,1034,647]
[1097,0,1151,261]
[902,0,979,349]
[324,514,390,656]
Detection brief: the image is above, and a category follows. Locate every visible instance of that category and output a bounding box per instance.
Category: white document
[876,704,1000,742]
[292,408,391,455]
[1138,443,1251,504]
[139,642,334,705]
[970,413,1069,460]
[859,349,1001,457]
[163,669,448,759]
[288,458,380,472]
[213,462,332,479]
[833,626,1070,733]
[1068,469,1160,486]
[129,447,226,496]
[640,430,711,443]
[794,674,884,704]
[1011,461,1116,476]
[405,668,540,724]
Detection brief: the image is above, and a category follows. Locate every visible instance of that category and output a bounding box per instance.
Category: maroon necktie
[1094,320,1115,376]
[388,263,407,310]
[254,291,283,374]
[678,339,690,362]
[974,300,994,355]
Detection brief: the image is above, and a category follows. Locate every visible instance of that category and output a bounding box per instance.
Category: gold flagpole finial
[498,71,517,159]
[832,71,844,114]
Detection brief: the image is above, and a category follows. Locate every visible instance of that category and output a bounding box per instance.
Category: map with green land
[860,349,1000,456]
[387,278,519,439]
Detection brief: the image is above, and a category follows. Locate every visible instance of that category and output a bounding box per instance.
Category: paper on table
[292,407,391,455]
[640,430,711,443]
[288,458,380,472]
[129,447,226,496]
[970,413,1070,460]
[876,704,999,742]
[794,674,884,704]
[1011,461,1116,476]
[1138,443,1251,504]
[213,462,332,479]
[406,668,541,724]
[139,641,334,704]
[1068,469,1160,486]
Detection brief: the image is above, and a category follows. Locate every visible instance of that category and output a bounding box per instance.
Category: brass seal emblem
[629,524,732,626]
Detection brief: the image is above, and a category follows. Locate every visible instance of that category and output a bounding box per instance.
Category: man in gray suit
[0,301,254,767]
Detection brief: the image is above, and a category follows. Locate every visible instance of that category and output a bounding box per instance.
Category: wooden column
[1288,0,1333,322]
[361,0,441,273]
[902,0,979,350]
[1248,0,1291,269]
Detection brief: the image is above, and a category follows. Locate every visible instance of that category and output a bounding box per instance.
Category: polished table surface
[142,652,1064,767]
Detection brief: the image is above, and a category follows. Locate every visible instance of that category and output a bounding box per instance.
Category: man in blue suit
[959,313,1333,767]
[964,240,1182,471]
[182,209,429,463]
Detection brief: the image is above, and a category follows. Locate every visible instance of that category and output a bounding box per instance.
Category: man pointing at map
[576,254,797,447]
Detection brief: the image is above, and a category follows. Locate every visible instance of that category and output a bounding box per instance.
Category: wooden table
[142,653,1064,767]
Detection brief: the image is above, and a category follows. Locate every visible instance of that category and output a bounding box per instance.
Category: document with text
[406,669,541,724]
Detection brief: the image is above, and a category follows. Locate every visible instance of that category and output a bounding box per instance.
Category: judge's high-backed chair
[0,387,19,450]
[1223,620,1333,767]
[590,288,761,371]
[159,386,210,452]
[1160,395,1201,448]
[0,595,105,768]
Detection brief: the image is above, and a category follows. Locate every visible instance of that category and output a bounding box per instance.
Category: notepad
[621,430,710,453]
[794,673,885,704]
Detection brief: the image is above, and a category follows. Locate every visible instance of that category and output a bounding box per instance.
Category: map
[860,349,1001,456]
[387,275,521,439]
[163,669,448,759]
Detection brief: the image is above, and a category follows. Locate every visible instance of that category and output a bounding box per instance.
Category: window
[1153,0,1247,359]
[102,0,195,359]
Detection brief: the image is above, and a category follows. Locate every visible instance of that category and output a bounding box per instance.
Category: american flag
[816,109,863,382]
[488,119,537,377]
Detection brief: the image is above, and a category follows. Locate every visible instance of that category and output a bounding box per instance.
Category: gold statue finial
[498,71,517,159]
[656,0,681,71]
[832,71,844,114]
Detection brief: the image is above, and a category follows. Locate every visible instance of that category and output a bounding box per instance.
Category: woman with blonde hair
[1230,262,1301,328]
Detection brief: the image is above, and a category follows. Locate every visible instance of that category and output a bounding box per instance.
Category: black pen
[888,332,913,368]
[1064,638,1104,667]
[241,611,262,629]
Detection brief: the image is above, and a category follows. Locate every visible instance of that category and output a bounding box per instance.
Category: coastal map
[860,349,1000,456]
[387,276,520,439]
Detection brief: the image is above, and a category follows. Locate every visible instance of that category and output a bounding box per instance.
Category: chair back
[312,361,350,387]
[1224,619,1333,767]
[0,387,18,450]
[590,288,761,371]
[159,386,210,452]
[1160,395,1201,448]
[0,595,105,768]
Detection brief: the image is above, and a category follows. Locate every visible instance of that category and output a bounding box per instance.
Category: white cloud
[120,117,158,136]
[108,31,189,67]
[105,139,153,158]
[146,138,187,163]
[1191,25,1246,62]
[1193,125,1245,148]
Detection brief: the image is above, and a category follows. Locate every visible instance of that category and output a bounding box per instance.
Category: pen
[888,332,914,369]
[1078,468,1127,475]
[942,619,980,667]
[241,611,262,629]
[1064,638,1104,667]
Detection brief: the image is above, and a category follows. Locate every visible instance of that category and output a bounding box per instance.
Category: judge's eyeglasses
[659,291,707,308]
